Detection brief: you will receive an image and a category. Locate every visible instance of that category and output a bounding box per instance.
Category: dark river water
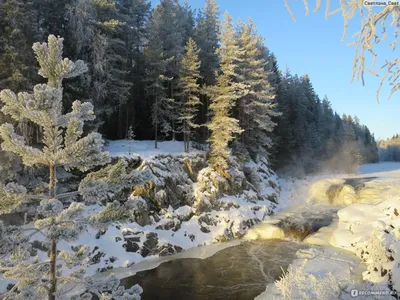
[121,239,308,300]
[118,177,379,299]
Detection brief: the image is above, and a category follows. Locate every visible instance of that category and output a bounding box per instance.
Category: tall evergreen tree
[64,0,96,108]
[145,0,187,141]
[65,0,133,138]
[0,0,38,92]
[0,0,41,146]
[206,12,245,171]
[180,0,195,44]
[194,0,220,142]
[144,23,172,149]
[116,0,151,137]
[194,0,219,86]
[178,38,201,152]
[151,0,187,140]
[93,0,132,138]
[236,19,278,159]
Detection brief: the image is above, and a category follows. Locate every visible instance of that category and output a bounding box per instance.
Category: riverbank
[256,162,400,299]
[108,162,400,300]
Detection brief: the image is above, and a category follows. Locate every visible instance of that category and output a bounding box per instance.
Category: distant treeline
[379,135,400,162]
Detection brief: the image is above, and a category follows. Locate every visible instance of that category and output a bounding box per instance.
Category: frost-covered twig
[285,0,400,101]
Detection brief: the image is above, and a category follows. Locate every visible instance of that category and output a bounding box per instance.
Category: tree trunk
[155,85,158,149]
[48,238,57,300]
[171,82,176,141]
[201,79,208,144]
[205,95,209,141]
[185,123,190,152]
[49,164,55,199]
[125,102,130,138]
[48,164,57,300]
[155,123,158,149]
[118,103,125,139]
[185,131,188,153]
[184,130,188,152]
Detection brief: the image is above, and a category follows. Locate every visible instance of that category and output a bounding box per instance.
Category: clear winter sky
[151,0,399,140]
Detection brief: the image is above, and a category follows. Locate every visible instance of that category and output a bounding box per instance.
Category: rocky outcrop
[19,151,279,276]
[76,153,280,274]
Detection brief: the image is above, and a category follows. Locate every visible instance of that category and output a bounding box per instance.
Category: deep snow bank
[256,163,400,299]
[331,198,400,293]
[255,246,363,300]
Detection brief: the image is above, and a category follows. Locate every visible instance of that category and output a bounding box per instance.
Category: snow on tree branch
[285,0,400,101]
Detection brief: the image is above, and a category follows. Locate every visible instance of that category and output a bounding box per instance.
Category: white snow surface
[104,139,204,159]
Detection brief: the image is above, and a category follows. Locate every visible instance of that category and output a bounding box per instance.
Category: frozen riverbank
[256,162,400,299]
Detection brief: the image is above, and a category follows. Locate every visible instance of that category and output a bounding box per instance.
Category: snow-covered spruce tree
[194,0,219,86]
[0,35,142,300]
[341,115,363,171]
[144,11,174,148]
[178,38,201,153]
[206,12,246,172]
[145,0,188,142]
[126,125,135,155]
[194,0,220,142]
[236,19,278,159]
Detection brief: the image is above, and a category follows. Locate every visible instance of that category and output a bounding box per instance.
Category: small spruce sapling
[126,125,135,155]
[0,35,142,300]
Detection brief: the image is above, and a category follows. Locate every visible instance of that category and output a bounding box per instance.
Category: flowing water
[121,240,308,300]
[119,177,376,300]
[119,204,337,300]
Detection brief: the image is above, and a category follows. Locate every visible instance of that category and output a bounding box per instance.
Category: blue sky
[151,0,399,140]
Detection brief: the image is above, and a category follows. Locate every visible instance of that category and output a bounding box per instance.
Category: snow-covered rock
[330,198,400,292]
[27,140,279,281]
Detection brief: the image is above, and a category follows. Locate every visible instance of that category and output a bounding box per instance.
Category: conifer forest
[1,1,396,300]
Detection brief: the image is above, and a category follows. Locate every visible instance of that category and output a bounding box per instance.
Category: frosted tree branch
[285,0,400,102]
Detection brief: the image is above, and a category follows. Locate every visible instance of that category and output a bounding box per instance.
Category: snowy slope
[93,141,278,275]
[1,140,280,295]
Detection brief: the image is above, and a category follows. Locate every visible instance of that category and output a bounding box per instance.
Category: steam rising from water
[246,177,379,242]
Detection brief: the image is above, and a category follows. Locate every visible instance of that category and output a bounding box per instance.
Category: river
[116,176,380,299]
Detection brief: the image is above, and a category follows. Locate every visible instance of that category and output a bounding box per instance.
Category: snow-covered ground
[0,140,280,296]
[104,140,204,159]
[97,149,400,300]
[4,137,400,299]
[358,162,400,176]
